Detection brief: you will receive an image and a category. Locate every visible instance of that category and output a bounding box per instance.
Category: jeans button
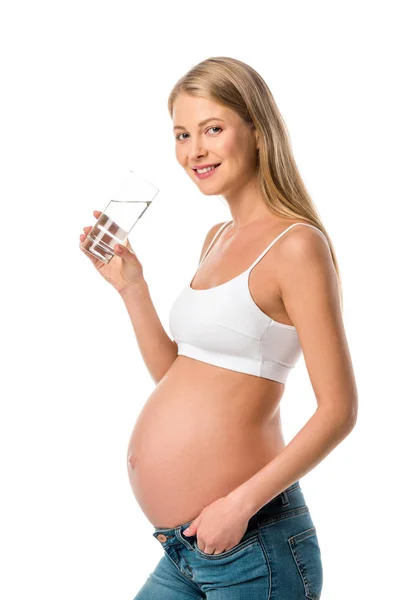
[157,534,167,542]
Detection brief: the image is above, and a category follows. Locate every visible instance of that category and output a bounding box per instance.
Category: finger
[93,210,102,217]
[79,237,92,253]
[79,240,98,264]
[124,237,135,253]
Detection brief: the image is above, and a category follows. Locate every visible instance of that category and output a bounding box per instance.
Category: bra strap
[247,222,324,271]
[198,221,232,266]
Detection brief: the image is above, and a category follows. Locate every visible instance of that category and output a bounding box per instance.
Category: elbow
[340,404,358,435]
[344,412,357,434]
[347,395,359,431]
[318,400,358,435]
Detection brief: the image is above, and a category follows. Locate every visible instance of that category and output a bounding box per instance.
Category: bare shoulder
[198,221,229,263]
[276,219,332,259]
[274,220,335,303]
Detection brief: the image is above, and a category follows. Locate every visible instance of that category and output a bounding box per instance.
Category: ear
[250,124,259,150]
[254,130,260,153]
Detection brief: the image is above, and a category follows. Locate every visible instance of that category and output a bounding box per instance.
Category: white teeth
[196,165,218,174]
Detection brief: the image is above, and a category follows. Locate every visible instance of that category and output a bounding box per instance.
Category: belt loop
[280,490,289,507]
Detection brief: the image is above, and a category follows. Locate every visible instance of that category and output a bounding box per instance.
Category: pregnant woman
[80,56,358,599]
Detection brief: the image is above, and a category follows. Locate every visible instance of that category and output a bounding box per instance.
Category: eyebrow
[173,117,225,131]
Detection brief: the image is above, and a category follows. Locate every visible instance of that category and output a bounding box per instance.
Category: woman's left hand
[182,495,251,555]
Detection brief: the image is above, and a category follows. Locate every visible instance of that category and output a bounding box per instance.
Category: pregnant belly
[126,357,285,528]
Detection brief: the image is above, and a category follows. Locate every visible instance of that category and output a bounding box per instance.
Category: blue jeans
[133,481,323,599]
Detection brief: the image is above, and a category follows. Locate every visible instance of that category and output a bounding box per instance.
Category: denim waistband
[152,480,302,546]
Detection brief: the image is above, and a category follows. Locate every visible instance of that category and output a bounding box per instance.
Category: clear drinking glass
[81,169,159,264]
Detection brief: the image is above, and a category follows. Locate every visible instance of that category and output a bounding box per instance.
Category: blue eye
[175,126,222,141]
[208,126,222,135]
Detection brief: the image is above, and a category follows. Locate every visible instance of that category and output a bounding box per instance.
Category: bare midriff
[126,356,287,528]
[126,218,308,528]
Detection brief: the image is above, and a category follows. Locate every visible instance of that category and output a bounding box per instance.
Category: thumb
[115,242,134,259]
[124,237,135,253]
[182,517,200,536]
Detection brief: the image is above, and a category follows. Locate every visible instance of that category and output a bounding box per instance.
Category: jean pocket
[288,526,323,600]
[193,534,258,560]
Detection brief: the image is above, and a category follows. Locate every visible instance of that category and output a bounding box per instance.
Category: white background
[1,1,398,599]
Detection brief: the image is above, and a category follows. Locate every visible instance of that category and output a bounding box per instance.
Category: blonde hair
[168,56,343,310]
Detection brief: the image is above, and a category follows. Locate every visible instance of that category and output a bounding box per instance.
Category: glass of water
[81,170,159,264]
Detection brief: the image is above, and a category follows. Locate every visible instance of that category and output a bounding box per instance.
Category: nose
[187,136,207,161]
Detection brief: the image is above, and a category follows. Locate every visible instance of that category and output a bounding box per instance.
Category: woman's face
[172,93,259,196]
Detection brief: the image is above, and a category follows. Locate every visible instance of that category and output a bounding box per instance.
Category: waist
[153,481,305,540]
[165,355,285,397]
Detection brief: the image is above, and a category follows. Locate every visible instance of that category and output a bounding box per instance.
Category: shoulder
[274,220,338,311]
[205,220,230,241]
[198,221,230,262]
[275,220,332,265]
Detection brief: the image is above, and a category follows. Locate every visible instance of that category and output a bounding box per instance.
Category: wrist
[119,279,149,300]
[226,485,256,521]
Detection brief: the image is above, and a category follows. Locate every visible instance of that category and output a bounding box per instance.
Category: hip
[148,481,323,599]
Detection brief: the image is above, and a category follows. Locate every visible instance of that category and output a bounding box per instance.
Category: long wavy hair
[167,56,343,310]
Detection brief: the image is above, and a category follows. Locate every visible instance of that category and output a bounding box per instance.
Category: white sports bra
[169,221,323,384]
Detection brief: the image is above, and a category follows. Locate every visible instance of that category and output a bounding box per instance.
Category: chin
[200,188,220,196]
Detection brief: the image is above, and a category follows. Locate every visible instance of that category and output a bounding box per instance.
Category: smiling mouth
[193,163,222,174]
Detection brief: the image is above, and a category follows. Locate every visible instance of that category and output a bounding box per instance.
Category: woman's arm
[119,221,227,385]
[227,225,358,517]
[119,281,178,385]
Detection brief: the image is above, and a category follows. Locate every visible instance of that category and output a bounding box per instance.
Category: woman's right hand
[79,210,145,294]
